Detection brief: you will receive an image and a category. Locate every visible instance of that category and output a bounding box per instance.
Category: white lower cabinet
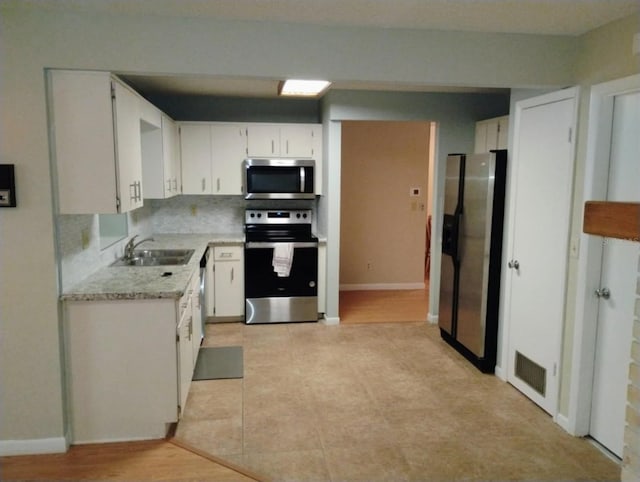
[177,296,194,413]
[64,272,202,443]
[210,245,245,319]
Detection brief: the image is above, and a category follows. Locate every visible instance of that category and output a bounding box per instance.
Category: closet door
[504,89,578,414]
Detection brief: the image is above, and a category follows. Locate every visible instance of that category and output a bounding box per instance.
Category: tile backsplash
[149,195,245,234]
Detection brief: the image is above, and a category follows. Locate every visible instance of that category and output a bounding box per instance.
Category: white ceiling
[10,0,639,98]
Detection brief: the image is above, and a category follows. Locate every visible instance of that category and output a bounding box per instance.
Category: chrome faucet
[124,235,155,260]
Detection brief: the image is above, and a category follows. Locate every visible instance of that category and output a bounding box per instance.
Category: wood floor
[339,285,429,323]
[0,438,263,481]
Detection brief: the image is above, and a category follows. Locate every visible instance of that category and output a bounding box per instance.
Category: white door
[505,89,578,414]
[589,91,640,458]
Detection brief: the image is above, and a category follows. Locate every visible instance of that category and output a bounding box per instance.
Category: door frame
[566,73,640,436]
[497,87,579,417]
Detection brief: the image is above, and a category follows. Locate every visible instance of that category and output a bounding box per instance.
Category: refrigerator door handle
[508,259,520,270]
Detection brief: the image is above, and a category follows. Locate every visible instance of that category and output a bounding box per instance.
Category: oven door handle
[245,242,318,249]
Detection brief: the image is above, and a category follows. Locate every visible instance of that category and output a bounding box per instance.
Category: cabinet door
[497,116,509,150]
[474,122,488,154]
[213,246,244,317]
[163,115,181,197]
[281,124,316,158]
[246,124,279,157]
[485,121,500,152]
[190,273,202,365]
[180,124,212,194]
[141,122,164,199]
[211,124,247,194]
[177,301,193,414]
[205,247,215,317]
[113,81,143,212]
[50,70,119,213]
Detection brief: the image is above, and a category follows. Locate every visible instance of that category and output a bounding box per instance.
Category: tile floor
[175,321,621,481]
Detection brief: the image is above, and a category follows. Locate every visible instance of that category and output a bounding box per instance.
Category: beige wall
[558,12,640,417]
[340,121,430,287]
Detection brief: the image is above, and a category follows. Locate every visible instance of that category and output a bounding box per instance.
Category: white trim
[500,86,579,418]
[494,365,506,381]
[339,282,425,291]
[0,436,68,456]
[567,73,640,437]
[556,413,572,433]
[321,316,340,325]
[427,313,438,324]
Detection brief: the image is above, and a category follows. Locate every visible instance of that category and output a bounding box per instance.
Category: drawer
[213,245,242,261]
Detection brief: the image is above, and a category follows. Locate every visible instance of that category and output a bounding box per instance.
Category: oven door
[244,241,318,323]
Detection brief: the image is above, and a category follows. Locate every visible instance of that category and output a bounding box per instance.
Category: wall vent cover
[515,351,546,396]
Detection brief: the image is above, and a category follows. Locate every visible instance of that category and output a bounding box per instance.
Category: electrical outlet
[81,228,90,250]
[367,262,372,271]
[190,204,197,216]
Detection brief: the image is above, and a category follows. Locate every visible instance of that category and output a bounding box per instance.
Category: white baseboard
[321,316,340,325]
[0,436,68,456]
[340,283,425,291]
[555,413,572,433]
[427,313,438,324]
[494,365,506,381]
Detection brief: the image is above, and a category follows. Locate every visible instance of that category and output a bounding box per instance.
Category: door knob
[508,260,520,270]
[595,288,610,300]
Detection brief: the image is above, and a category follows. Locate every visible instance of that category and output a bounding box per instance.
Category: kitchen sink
[110,249,195,267]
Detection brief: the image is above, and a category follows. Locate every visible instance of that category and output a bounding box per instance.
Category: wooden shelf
[583,201,640,242]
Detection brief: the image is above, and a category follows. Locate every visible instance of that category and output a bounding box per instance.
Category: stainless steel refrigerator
[439,150,507,373]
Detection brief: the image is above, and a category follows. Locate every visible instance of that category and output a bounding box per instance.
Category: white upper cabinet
[211,123,247,195]
[246,123,320,159]
[50,70,143,213]
[141,107,181,199]
[180,122,323,196]
[180,123,213,195]
[162,115,181,197]
[474,115,509,154]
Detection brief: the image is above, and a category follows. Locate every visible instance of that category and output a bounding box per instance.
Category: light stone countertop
[61,233,244,301]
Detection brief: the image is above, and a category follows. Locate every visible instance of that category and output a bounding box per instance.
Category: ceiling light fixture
[278,79,331,97]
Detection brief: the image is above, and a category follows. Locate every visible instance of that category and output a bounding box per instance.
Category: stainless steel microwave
[244,158,315,200]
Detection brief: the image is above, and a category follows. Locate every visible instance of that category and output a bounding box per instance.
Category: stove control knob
[309,281,316,288]
[303,213,308,219]
[250,213,255,218]
[257,213,262,218]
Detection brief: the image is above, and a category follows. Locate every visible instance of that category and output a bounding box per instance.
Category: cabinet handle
[271,139,274,154]
[286,139,289,154]
[231,267,234,283]
[201,177,206,192]
[188,317,193,340]
[166,179,172,192]
[173,179,178,191]
[216,177,220,192]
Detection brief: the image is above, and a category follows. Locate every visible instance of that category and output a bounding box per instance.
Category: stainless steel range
[244,209,318,324]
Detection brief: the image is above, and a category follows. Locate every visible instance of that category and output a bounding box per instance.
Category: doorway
[339,120,433,323]
[568,75,640,458]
